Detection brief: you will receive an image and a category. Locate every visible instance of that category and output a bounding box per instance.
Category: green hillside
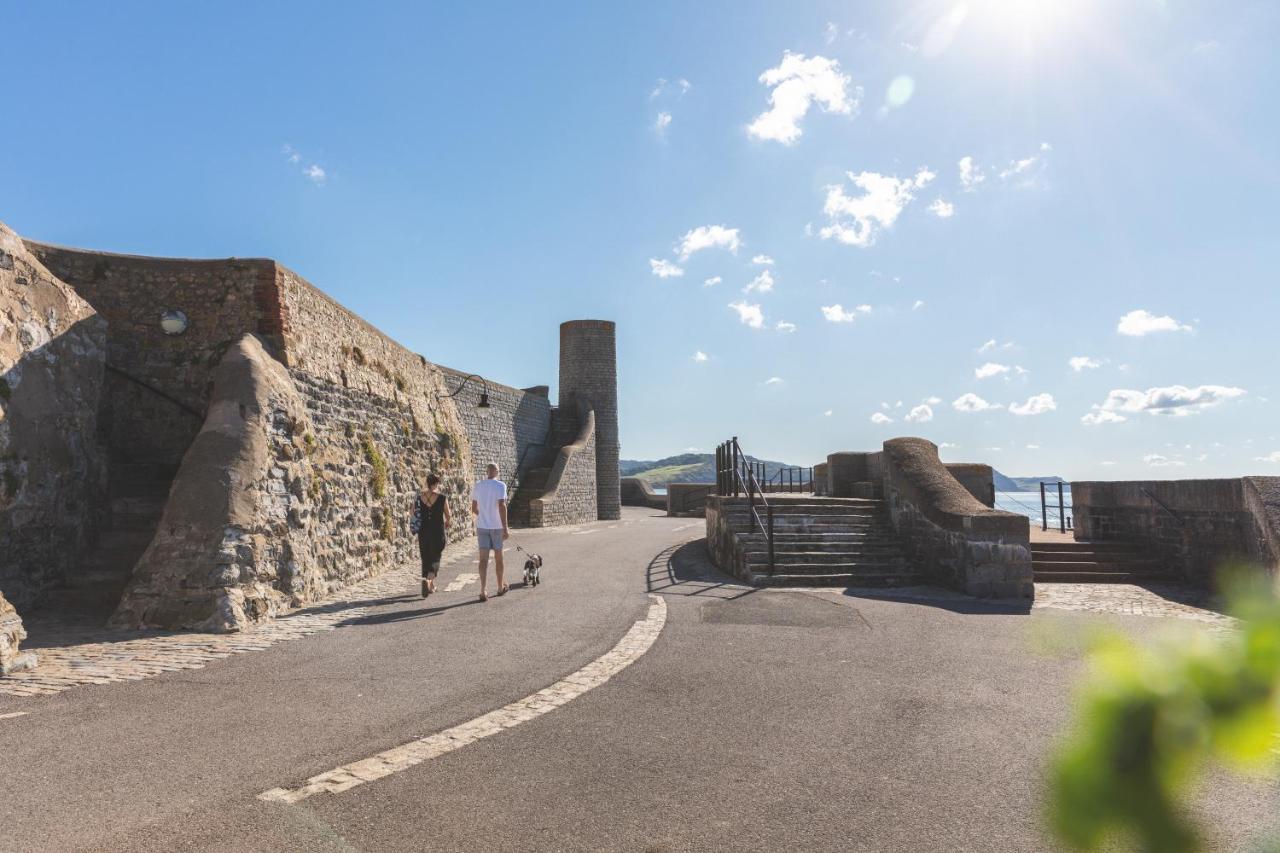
[620,453,808,485]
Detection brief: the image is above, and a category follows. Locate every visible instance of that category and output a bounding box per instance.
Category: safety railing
[1040,481,1073,533]
[715,437,775,574]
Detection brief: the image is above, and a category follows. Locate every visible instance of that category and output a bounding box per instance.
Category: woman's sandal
[422,579,430,599]
[496,583,509,597]
[479,591,488,602]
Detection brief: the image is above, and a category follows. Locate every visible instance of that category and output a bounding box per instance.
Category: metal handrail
[761,466,814,493]
[104,363,204,420]
[670,483,714,515]
[1039,481,1073,533]
[1140,486,1185,528]
[716,437,775,574]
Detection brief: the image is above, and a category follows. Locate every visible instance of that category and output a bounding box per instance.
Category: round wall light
[160,310,189,336]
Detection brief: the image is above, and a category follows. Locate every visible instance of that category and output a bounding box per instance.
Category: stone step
[742,540,903,553]
[720,496,883,508]
[1031,541,1146,553]
[745,547,908,562]
[739,532,899,543]
[1032,559,1164,574]
[1033,570,1174,584]
[721,508,882,519]
[751,571,924,588]
[745,559,914,573]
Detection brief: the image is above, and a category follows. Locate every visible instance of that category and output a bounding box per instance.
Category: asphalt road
[0,508,1274,852]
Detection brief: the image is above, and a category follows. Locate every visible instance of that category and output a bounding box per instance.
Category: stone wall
[1,224,108,611]
[881,438,1031,598]
[1073,477,1280,584]
[812,463,829,496]
[26,241,272,467]
[559,320,620,520]
[827,451,884,499]
[437,366,552,493]
[528,404,597,527]
[667,483,714,517]
[945,464,995,508]
[620,477,666,510]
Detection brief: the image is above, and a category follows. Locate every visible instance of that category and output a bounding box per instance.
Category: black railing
[715,437,774,574]
[762,466,813,494]
[1140,486,1185,528]
[1039,481,1073,533]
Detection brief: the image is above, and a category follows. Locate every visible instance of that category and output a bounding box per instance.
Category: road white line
[0,711,29,720]
[570,529,598,536]
[443,573,478,592]
[259,594,668,805]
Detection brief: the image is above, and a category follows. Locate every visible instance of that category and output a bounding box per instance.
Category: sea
[996,489,1071,524]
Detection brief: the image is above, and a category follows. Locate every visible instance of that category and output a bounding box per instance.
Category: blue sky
[4,1,1277,478]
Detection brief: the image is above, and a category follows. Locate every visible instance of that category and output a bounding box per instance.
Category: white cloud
[1084,384,1246,423]
[1192,40,1220,54]
[692,350,708,363]
[1014,365,1030,376]
[905,404,934,423]
[728,301,764,329]
[747,52,858,145]
[1256,451,1280,463]
[999,142,1051,184]
[1143,453,1185,468]
[975,362,1010,379]
[870,412,894,424]
[824,22,838,45]
[1117,309,1193,337]
[650,77,692,99]
[649,258,685,278]
[925,396,942,405]
[1027,444,1041,450]
[1082,410,1127,426]
[953,393,1000,413]
[764,377,784,386]
[823,409,834,416]
[775,320,797,333]
[939,442,957,449]
[304,165,327,184]
[677,225,742,260]
[744,269,775,293]
[818,168,934,247]
[821,304,857,323]
[1069,356,1102,372]
[913,299,925,310]
[703,276,721,287]
[282,143,301,164]
[751,254,775,265]
[928,198,955,218]
[958,156,985,191]
[1009,393,1056,417]
[978,339,996,352]
[654,112,673,135]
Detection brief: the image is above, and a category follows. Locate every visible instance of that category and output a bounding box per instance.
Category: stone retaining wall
[1,224,108,611]
[945,463,995,508]
[437,366,552,492]
[1073,477,1280,584]
[881,437,1031,598]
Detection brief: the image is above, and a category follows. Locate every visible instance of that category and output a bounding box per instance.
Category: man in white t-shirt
[471,463,510,601]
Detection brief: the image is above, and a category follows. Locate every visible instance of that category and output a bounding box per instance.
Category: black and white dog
[518,546,543,587]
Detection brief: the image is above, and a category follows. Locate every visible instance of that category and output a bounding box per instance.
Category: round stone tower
[559,320,620,521]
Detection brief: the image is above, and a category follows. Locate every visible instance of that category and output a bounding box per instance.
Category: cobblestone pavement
[0,546,475,698]
[1032,582,1235,628]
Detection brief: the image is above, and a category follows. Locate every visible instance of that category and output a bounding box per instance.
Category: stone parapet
[667,483,714,517]
[881,437,1031,598]
[1073,477,1280,585]
[620,477,667,510]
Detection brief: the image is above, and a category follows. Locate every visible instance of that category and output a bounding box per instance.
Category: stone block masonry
[1,224,108,614]
[559,320,620,520]
[2,226,620,633]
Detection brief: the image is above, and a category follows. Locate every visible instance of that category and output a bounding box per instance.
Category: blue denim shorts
[477,528,505,551]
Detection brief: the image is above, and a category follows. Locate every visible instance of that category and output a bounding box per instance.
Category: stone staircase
[720,496,921,587]
[51,462,175,621]
[1031,540,1169,583]
[507,447,558,527]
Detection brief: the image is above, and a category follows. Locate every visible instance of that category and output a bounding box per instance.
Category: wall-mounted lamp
[159,309,189,336]
[435,373,492,419]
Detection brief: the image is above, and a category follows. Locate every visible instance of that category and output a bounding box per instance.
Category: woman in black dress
[410,473,451,597]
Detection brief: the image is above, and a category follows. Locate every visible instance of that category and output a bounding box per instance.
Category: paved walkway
[0,512,1271,852]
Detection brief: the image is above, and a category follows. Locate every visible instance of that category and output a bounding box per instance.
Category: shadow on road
[645,539,758,601]
[839,587,1033,616]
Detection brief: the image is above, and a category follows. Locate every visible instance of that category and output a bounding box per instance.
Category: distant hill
[621,453,808,485]
[994,471,1068,492]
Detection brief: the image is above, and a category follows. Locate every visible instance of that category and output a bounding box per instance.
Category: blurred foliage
[1047,570,1280,852]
